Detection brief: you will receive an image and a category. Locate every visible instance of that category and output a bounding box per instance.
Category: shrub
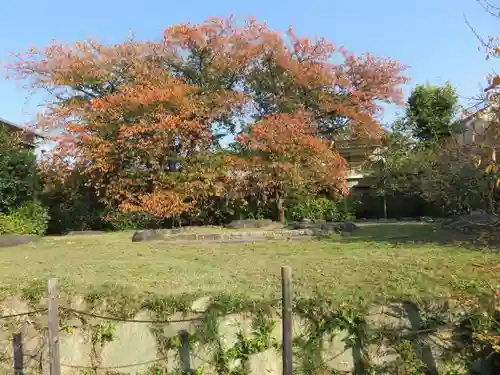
[103,210,164,231]
[44,192,104,234]
[287,196,350,222]
[0,124,39,213]
[0,201,49,235]
[40,164,106,234]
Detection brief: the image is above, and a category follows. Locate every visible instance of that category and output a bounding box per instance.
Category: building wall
[455,107,497,161]
[337,143,381,189]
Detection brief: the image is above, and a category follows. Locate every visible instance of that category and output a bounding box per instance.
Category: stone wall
[0,295,475,375]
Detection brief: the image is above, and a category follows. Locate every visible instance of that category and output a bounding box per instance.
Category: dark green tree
[0,125,38,213]
[405,82,461,143]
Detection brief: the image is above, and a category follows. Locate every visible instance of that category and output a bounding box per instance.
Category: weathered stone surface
[218,313,253,351]
[314,221,360,234]
[250,349,281,375]
[420,216,434,223]
[159,229,314,242]
[131,229,165,242]
[287,221,325,230]
[132,222,359,242]
[322,331,355,371]
[0,297,470,375]
[0,234,40,248]
[225,219,284,230]
[339,221,360,232]
[59,329,92,373]
[101,311,158,373]
[66,231,105,236]
[191,296,212,313]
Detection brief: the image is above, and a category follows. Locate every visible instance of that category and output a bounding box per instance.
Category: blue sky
[0,0,497,128]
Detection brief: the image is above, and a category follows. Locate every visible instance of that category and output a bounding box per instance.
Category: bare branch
[477,0,500,18]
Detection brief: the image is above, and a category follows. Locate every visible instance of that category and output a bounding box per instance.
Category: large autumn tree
[8,16,407,221]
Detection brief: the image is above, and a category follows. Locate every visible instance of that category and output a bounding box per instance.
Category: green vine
[211,312,277,375]
[0,280,497,374]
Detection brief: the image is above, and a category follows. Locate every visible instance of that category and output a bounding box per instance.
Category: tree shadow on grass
[0,235,41,248]
[343,222,493,250]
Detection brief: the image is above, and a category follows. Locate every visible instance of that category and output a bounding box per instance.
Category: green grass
[1,222,499,304]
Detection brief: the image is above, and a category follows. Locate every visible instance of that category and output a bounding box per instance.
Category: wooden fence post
[47,279,61,375]
[281,266,293,375]
[13,332,24,375]
[178,329,191,373]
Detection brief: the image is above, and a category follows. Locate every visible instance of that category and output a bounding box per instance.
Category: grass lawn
[1,222,499,304]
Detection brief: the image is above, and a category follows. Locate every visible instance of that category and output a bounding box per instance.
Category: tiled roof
[0,117,46,139]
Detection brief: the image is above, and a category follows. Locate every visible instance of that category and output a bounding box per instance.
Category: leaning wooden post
[281,266,293,375]
[13,333,24,375]
[47,279,61,375]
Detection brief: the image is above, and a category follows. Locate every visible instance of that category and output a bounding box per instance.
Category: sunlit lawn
[1,222,498,303]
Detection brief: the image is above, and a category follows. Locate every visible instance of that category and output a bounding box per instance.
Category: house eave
[0,117,47,140]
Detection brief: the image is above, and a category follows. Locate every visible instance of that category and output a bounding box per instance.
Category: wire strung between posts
[60,307,205,323]
[61,349,215,370]
[364,322,465,336]
[0,309,47,320]
[61,354,170,370]
[60,300,281,324]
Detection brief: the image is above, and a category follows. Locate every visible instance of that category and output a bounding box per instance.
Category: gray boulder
[342,221,360,232]
[132,230,165,242]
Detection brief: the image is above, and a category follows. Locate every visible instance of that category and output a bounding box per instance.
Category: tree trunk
[383,194,388,220]
[276,192,285,224]
[488,180,495,214]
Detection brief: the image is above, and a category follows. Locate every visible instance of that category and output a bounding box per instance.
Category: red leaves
[7,15,408,218]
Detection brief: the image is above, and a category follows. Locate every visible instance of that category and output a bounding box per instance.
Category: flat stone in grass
[132,227,314,242]
[288,220,360,233]
[225,219,284,230]
[0,235,41,248]
[67,231,106,236]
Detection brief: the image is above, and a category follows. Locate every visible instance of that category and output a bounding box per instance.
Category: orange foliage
[119,190,192,218]
[7,16,407,218]
[235,112,349,199]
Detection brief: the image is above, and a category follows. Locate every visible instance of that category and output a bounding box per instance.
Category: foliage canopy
[8,16,407,219]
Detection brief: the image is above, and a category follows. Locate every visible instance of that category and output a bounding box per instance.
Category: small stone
[191,296,212,313]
